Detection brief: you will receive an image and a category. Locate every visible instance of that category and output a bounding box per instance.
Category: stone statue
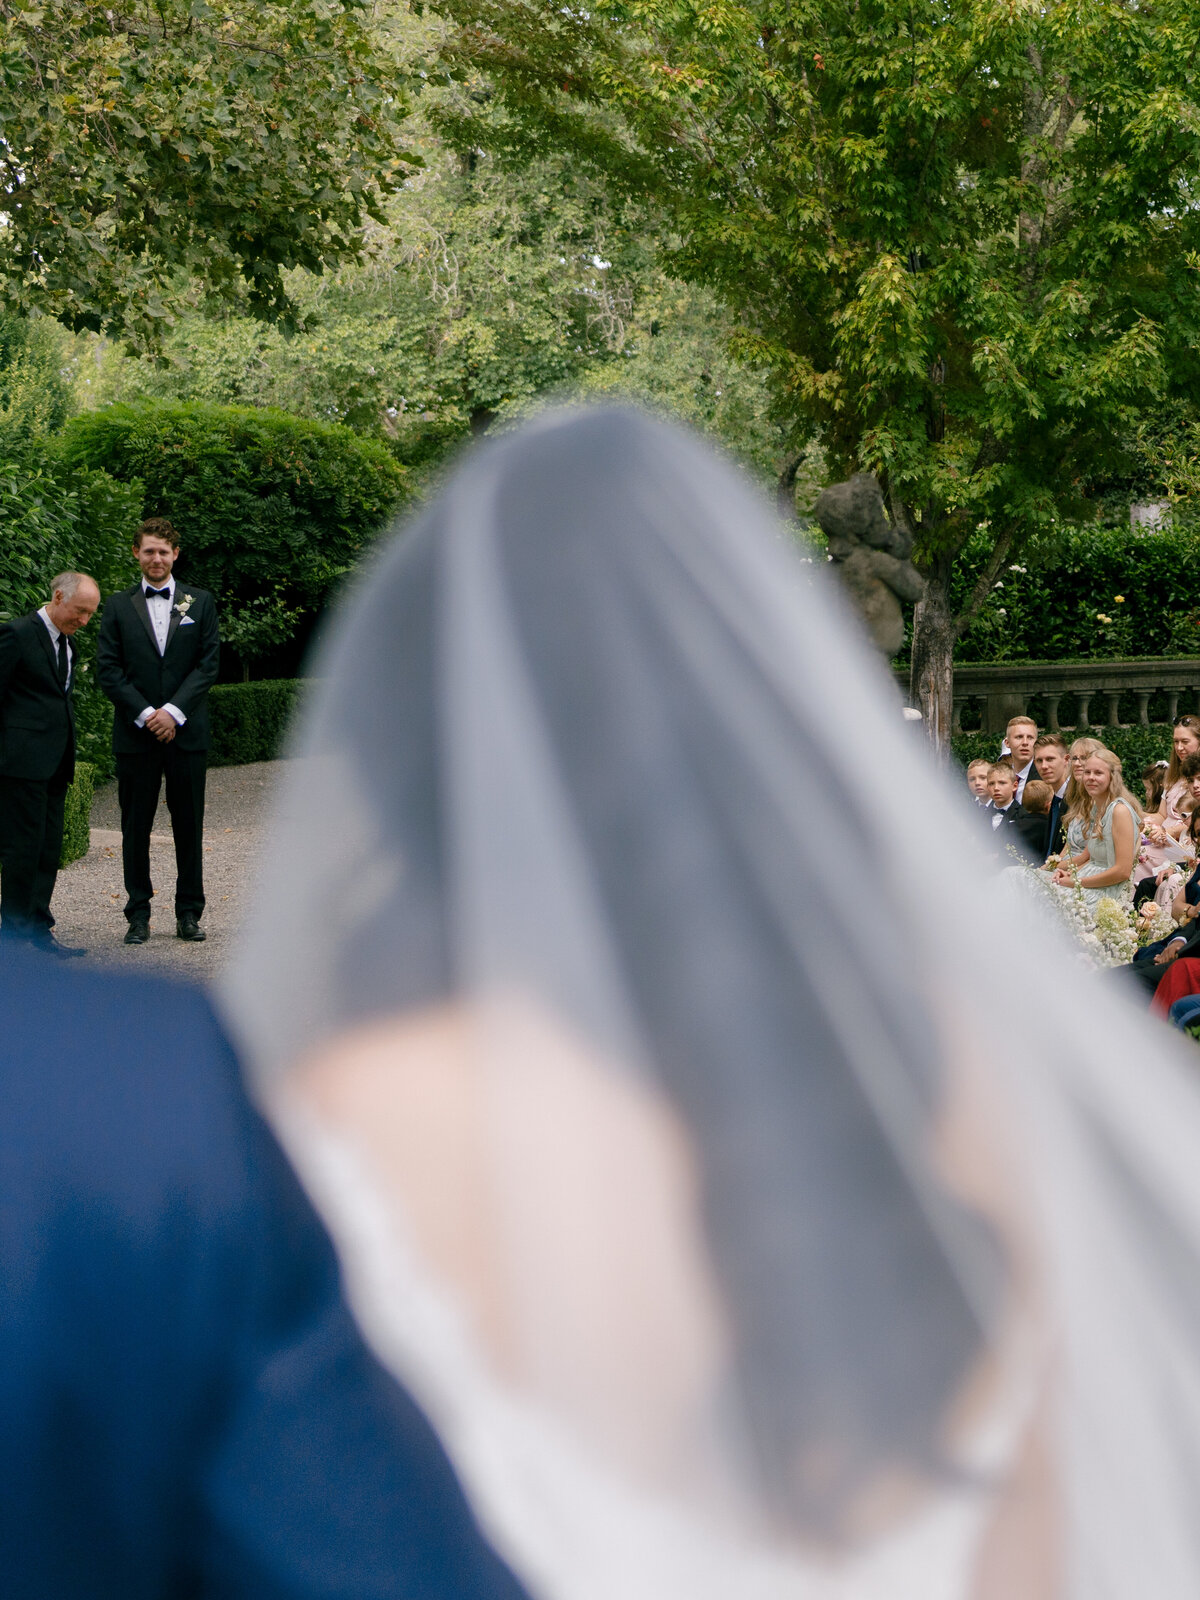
[812,472,925,657]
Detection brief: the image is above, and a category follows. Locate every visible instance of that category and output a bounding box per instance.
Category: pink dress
[1134,778,1194,900]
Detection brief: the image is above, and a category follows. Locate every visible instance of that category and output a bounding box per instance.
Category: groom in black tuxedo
[0,572,100,953]
[97,519,220,945]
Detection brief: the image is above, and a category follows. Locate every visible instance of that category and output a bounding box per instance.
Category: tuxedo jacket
[1045,791,1069,860]
[97,583,220,754]
[989,801,1042,863]
[0,612,76,782]
[0,952,529,1600]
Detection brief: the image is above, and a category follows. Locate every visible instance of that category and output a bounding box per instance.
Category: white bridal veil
[223,408,1200,1599]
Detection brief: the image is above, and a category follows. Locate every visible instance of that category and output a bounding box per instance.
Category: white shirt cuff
[135,707,155,728]
[163,704,186,726]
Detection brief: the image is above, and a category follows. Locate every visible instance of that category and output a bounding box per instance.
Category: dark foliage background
[926,524,1200,664]
[61,400,409,676]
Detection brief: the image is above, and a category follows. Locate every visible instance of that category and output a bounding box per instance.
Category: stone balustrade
[893,658,1200,735]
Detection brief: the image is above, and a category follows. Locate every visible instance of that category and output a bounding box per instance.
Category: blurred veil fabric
[223,408,1200,1599]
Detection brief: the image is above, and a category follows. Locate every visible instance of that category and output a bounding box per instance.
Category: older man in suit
[0,572,100,954]
[97,518,220,946]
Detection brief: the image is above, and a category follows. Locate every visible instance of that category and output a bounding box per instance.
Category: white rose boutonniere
[175,593,195,617]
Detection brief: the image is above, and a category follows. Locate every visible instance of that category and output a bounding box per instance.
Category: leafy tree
[60,400,408,666]
[0,312,143,770]
[0,0,415,346]
[82,147,794,490]
[430,0,1200,737]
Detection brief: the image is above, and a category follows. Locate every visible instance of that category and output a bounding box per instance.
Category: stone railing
[893,658,1200,735]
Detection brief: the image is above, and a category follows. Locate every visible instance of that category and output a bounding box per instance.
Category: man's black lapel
[130,585,160,653]
[31,615,67,698]
[164,595,184,654]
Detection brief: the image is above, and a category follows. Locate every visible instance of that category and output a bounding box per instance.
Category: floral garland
[1009,847,1180,969]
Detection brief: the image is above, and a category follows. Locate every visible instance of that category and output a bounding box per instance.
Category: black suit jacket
[0,951,530,1600]
[989,800,1043,863]
[0,612,76,782]
[97,583,220,754]
[1046,789,1070,859]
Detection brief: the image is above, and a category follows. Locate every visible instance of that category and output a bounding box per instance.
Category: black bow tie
[144,586,171,599]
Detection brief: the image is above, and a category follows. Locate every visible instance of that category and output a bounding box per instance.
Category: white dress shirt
[135,577,187,729]
[1015,759,1035,802]
[36,606,72,691]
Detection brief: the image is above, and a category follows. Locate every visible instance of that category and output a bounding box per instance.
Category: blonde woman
[1052,746,1143,905]
[1041,735,1106,866]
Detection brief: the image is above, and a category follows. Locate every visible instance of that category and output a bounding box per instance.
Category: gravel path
[52,761,283,982]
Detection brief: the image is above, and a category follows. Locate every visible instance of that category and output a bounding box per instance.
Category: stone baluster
[1046,694,1062,731]
[1105,691,1122,727]
[1077,694,1092,727]
[1168,690,1180,723]
[1135,690,1152,726]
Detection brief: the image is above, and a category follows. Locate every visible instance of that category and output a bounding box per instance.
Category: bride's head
[224,407,1019,1547]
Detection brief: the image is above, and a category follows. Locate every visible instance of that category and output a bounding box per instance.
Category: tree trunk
[909,568,956,750]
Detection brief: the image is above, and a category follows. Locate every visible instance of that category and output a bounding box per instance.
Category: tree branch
[955,524,1017,637]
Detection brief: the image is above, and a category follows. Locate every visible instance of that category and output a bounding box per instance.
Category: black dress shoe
[33,934,87,959]
[176,914,206,942]
[124,920,150,945]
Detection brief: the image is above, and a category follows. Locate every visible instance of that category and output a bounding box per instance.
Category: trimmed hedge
[61,761,94,866]
[941,523,1200,664]
[61,401,407,625]
[952,724,1177,803]
[209,679,302,767]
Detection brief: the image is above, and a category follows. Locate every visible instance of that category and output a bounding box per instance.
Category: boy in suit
[0,572,100,953]
[97,519,220,945]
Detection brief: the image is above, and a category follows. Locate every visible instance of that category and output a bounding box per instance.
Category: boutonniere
[174,593,194,617]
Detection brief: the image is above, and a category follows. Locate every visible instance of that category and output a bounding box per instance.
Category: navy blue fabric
[0,953,529,1600]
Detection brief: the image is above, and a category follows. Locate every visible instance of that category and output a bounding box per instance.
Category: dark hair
[1143,760,1170,813]
[133,517,179,550]
[1033,733,1068,754]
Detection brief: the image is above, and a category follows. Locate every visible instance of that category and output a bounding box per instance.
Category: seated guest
[1142,715,1200,846]
[1004,715,1039,801]
[1051,747,1141,906]
[966,757,992,805]
[1143,759,1169,814]
[986,762,1041,861]
[1051,736,1108,866]
[1018,777,1053,859]
[1126,760,1200,995]
[1033,734,1071,859]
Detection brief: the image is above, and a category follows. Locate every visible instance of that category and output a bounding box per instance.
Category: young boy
[966,758,992,805]
[985,761,1041,861]
[1018,777,1054,860]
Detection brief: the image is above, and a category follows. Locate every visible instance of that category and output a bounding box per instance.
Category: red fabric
[1150,956,1200,1017]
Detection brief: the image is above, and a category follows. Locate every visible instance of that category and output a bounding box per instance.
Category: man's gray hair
[49,572,95,601]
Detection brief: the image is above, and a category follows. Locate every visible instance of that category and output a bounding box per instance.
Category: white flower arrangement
[175,593,195,617]
[1012,853,1171,969]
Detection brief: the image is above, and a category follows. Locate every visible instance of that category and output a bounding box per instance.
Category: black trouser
[0,747,72,939]
[116,745,207,922]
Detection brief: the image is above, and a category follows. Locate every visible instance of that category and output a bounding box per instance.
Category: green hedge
[952,724,1177,802]
[61,401,408,629]
[209,679,302,767]
[61,761,94,866]
[938,523,1200,664]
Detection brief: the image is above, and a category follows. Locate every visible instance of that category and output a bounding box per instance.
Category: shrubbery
[61,401,409,672]
[61,762,95,866]
[941,524,1200,664]
[209,679,303,768]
